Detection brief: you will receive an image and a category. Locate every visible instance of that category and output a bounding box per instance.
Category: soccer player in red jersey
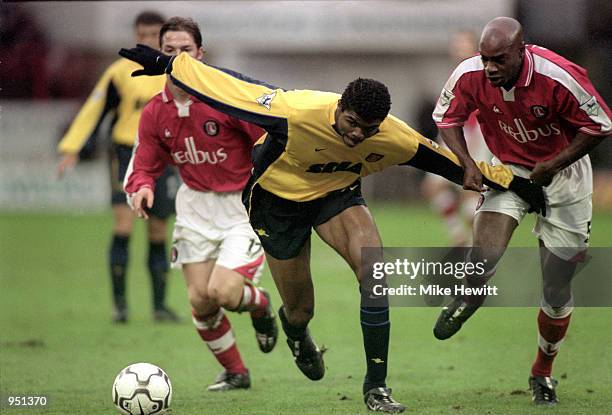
[432,17,611,405]
[123,17,278,391]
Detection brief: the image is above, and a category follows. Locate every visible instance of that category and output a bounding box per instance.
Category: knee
[148,218,167,242]
[542,284,572,309]
[114,218,133,235]
[541,297,573,318]
[207,283,239,308]
[188,285,216,314]
[284,304,314,327]
[468,247,502,272]
[113,207,134,235]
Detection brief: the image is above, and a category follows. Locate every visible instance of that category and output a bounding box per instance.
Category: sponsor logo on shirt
[365,153,385,162]
[306,161,362,174]
[171,137,228,164]
[498,118,561,143]
[256,91,276,110]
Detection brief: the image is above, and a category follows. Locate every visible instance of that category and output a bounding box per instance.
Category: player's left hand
[118,44,173,77]
[529,161,557,187]
[508,176,547,216]
[130,187,154,219]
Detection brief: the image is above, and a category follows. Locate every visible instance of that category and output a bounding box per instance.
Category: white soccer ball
[112,363,172,415]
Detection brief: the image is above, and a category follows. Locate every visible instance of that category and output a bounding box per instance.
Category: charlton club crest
[204,120,219,136]
[531,105,548,119]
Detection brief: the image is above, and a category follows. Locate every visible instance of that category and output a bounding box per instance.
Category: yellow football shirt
[58,59,165,154]
[168,53,513,201]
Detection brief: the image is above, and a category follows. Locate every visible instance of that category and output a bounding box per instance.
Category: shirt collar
[163,84,193,117]
[162,84,173,103]
[515,47,534,88]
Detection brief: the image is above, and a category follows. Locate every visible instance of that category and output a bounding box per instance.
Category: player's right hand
[508,177,547,217]
[131,187,154,219]
[118,44,173,77]
[57,153,79,178]
[462,162,486,192]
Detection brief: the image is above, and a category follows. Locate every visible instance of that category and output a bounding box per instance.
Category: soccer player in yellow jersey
[119,45,545,413]
[57,12,180,324]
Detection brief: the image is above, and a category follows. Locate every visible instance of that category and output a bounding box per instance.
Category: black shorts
[109,143,178,219]
[242,179,366,260]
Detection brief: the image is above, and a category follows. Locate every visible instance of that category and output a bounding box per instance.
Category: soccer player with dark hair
[432,17,611,405]
[118,43,545,412]
[124,16,277,392]
[57,11,180,323]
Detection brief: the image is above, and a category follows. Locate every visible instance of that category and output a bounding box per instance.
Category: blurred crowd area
[0,4,99,100]
[1,1,610,210]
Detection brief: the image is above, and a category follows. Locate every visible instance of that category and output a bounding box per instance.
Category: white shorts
[171,184,264,283]
[477,156,592,261]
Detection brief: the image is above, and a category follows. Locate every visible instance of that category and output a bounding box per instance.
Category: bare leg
[434,211,518,340]
[184,261,250,389]
[530,240,575,392]
[265,239,324,380]
[183,260,218,316]
[538,240,575,308]
[470,211,518,270]
[316,206,404,413]
[112,204,134,236]
[207,265,247,310]
[315,205,382,282]
[265,239,314,328]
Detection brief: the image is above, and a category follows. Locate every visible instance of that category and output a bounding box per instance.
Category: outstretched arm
[437,126,485,192]
[119,45,288,134]
[400,133,546,216]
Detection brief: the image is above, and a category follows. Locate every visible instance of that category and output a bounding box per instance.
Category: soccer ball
[112,363,172,415]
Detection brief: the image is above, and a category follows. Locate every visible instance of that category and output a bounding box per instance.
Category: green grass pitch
[1,205,611,414]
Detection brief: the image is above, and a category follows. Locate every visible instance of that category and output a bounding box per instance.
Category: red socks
[238,284,270,318]
[192,309,247,374]
[531,308,571,377]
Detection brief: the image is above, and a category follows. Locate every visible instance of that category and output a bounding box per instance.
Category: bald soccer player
[432,17,611,405]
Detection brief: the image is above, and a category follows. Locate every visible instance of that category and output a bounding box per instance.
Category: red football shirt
[433,44,611,169]
[124,85,264,194]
